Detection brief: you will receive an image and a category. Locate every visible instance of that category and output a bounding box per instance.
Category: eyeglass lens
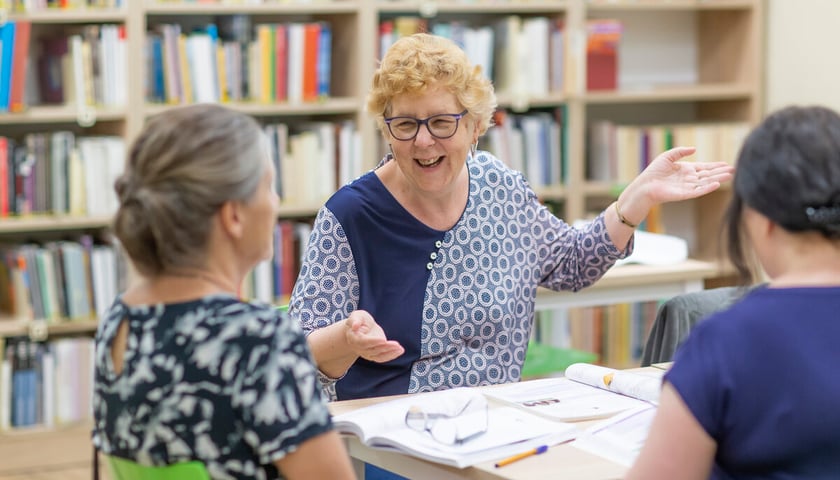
[386,111,465,141]
[404,397,488,445]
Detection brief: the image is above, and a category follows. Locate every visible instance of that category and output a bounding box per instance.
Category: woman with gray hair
[92,104,355,480]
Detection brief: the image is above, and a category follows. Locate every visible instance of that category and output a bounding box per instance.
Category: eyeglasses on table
[404,394,489,445]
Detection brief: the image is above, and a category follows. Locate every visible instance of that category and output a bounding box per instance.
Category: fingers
[693,161,731,169]
[363,341,405,363]
[686,181,722,198]
[659,146,697,163]
[353,337,404,362]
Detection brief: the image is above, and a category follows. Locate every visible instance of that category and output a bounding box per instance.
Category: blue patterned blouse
[92,295,333,480]
[291,150,629,401]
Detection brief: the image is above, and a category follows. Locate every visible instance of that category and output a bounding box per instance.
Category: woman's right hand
[345,310,405,363]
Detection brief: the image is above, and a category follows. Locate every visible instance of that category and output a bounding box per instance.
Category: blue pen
[494,445,549,468]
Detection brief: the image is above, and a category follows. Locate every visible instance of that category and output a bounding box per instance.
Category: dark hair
[724,105,840,283]
[113,104,267,277]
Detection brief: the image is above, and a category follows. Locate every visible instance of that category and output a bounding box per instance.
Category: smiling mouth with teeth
[417,156,443,167]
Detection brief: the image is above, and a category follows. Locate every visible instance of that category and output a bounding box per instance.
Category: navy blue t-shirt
[666,286,840,479]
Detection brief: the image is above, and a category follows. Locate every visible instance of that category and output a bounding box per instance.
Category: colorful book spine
[0,22,17,112]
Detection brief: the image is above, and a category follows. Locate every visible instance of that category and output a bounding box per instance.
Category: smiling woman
[290,31,733,480]
[291,32,732,405]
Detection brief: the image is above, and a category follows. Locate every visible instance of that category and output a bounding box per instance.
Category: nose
[413,122,436,146]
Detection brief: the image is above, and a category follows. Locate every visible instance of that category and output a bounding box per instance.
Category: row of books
[0,132,125,218]
[536,301,660,368]
[239,219,312,306]
[587,120,750,184]
[0,237,127,323]
[380,15,565,100]
[0,116,361,219]
[265,120,360,206]
[482,108,568,188]
[20,24,128,110]
[147,19,331,105]
[0,336,94,430]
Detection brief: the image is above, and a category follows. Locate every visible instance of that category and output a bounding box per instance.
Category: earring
[470,141,478,156]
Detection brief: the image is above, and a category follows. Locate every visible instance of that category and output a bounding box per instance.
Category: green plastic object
[277,304,289,313]
[521,341,598,378]
[105,455,211,480]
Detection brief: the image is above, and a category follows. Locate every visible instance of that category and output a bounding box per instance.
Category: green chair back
[521,340,598,378]
[105,455,211,480]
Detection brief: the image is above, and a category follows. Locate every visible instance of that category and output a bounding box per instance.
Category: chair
[104,454,211,480]
[640,286,748,367]
[521,340,598,378]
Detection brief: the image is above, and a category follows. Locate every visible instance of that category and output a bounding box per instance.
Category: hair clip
[805,205,840,225]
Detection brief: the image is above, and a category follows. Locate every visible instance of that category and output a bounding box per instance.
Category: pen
[494,445,549,468]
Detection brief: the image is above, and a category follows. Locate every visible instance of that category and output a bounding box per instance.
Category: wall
[765,0,840,112]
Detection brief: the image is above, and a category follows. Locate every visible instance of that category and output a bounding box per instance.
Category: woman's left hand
[635,146,735,206]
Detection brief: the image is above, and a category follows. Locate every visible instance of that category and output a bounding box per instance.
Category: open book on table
[331,387,578,468]
[571,404,657,467]
[483,363,663,422]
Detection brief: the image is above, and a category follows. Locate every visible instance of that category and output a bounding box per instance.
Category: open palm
[638,146,735,205]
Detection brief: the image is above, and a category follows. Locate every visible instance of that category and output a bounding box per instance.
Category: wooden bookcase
[0,0,763,470]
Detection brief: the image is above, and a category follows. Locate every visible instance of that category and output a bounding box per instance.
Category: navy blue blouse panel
[326,175,445,399]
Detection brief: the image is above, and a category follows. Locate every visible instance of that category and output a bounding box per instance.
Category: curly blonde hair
[366,33,497,138]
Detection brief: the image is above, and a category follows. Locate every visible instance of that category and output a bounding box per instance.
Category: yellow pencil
[494,445,549,468]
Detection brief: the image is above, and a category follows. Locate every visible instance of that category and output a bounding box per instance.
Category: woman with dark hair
[627,105,840,479]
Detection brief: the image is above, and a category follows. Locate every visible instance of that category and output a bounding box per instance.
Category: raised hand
[636,146,735,205]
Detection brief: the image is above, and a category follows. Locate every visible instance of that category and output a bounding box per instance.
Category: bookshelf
[0,0,763,467]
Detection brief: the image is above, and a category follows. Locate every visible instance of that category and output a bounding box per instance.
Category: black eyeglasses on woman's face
[384,110,468,141]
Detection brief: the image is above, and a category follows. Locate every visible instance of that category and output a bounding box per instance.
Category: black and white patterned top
[92,295,332,480]
[290,150,630,401]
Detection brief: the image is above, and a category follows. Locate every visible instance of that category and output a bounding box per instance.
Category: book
[332,387,578,468]
[571,404,657,467]
[8,20,31,113]
[484,363,663,422]
[586,19,621,91]
[0,21,16,112]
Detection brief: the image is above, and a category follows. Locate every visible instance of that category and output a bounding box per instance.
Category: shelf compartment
[0,215,112,233]
[0,106,126,125]
[143,97,360,118]
[144,2,359,15]
[585,0,755,12]
[6,8,127,23]
[0,319,99,340]
[377,0,568,15]
[582,82,753,104]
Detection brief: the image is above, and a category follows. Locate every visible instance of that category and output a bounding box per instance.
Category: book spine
[0,22,17,112]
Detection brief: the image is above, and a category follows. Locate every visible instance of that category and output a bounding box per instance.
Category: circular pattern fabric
[293,150,625,400]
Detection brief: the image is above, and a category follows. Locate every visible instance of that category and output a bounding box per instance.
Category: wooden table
[328,368,666,480]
